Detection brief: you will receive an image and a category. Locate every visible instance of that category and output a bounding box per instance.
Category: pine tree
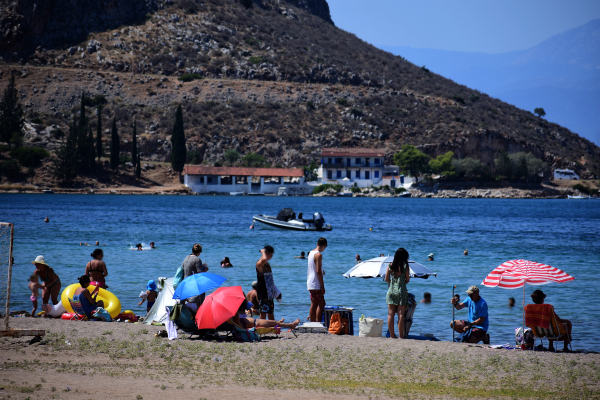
[171,105,186,175]
[96,104,103,162]
[77,92,87,170]
[0,70,24,148]
[131,120,138,168]
[110,118,120,172]
[54,116,78,183]
[136,149,141,180]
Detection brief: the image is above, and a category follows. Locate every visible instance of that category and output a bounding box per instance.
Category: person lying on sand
[232,300,299,330]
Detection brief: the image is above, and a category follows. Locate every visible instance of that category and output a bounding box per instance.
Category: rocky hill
[1,0,599,181]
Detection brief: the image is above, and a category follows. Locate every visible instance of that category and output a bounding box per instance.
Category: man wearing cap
[450,285,490,344]
[530,289,572,352]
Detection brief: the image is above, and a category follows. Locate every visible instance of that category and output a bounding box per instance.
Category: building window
[220,176,233,185]
[365,171,370,179]
[374,158,380,165]
[328,157,332,163]
[355,158,361,164]
[207,176,213,184]
[336,170,342,179]
[346,170,351,179]
[374,171,380,178]
[199,176,204,184]
[355,170,360,179]
[335,158,342,164]
[327,170,332,180]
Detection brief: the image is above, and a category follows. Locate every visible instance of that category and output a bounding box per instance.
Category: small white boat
[42,189,54,194]
[229,192,244,196]
[398,192,411,198]
[568,195,591,199]
[336,191,353,197]
[277,187,288,196]
[253,208,333,231]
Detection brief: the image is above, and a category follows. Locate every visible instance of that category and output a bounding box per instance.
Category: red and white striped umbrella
[482,259,574,288]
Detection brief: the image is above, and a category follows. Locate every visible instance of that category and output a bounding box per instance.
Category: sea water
[2,194,599,350]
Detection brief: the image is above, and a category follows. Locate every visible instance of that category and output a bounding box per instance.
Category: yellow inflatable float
[61,283,122,319]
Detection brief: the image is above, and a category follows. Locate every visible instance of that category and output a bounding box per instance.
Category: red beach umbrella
[195,286,245,330]
[482,259,574,343]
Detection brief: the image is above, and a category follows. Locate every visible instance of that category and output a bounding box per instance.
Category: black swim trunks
[259,299,274,314]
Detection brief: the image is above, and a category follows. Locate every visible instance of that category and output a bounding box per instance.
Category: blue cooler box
[322,306,355,335]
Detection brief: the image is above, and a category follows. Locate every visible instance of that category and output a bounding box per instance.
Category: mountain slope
[0,0,598,179]
[381,19,600,146]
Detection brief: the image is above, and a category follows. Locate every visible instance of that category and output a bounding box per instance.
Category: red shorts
[309,290,324,301]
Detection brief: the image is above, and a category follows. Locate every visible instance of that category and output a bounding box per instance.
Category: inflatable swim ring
[61,283,122,319]
[61,312,85,321]
[42,301,67,318]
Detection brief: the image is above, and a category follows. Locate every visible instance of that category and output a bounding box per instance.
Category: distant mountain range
[380,19,600,146]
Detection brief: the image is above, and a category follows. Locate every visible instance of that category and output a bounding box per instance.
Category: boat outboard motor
[314,212,325,231]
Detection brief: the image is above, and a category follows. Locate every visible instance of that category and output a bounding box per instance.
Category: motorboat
[398,191,411,198]
[568,195,591,199]
[253,208,333,231]
[229,192,244,196]
[42,189,54,194]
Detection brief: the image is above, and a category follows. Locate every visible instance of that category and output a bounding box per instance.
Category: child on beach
[28,274,41,317]
[138,280,158,312]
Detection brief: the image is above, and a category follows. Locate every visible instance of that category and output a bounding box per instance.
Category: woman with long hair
[385,248,410,338]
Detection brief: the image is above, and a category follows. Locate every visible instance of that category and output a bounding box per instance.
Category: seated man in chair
[529,289,572,352]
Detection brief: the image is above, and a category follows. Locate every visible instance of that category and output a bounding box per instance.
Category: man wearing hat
[450,285,489,344]
[530,289,572,352]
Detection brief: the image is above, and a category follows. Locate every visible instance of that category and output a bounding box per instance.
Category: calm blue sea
[1,194,599,349]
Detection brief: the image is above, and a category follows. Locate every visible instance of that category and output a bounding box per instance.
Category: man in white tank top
[308,237,328,322]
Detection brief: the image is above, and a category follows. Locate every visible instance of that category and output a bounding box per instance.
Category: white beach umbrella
[341,177,351,186]
[343,256,437,279]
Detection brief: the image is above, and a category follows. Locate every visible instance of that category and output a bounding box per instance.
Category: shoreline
[1,317,599,400]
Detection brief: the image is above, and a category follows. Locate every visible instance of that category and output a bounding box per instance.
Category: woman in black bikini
[31,255,61,306]
[232,300,300,330]
[85,249,108,288]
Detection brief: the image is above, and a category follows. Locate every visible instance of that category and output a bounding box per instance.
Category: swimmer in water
[136,243,143,251]
[44,217,49,223]
[150,242,156,249]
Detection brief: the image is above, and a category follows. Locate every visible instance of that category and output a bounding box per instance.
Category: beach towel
[524,304,553,329]
[263,271,282,302]
[92,307,112,322]
[169,303,182,321]
[173,263,185,289]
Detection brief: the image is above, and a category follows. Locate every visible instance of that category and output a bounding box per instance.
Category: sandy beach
[1,317,599,400]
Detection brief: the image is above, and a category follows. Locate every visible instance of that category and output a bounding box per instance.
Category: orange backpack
[328,313,349,335]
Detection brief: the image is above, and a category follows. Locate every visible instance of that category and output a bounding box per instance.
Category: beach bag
[233,326,261,342]
[173,263,184,289]
[328,313,349,335]
[92,307,112,322]
[515,327,534,347]
[359,315,383,337]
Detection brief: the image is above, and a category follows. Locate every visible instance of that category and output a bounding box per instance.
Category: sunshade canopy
[195,286,246,330]
[343,256,437,279]
[482,259,574,289]
[173,272,227,300]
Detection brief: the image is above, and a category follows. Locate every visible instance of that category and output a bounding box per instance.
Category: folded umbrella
[195,286,246,330]
[172,272,227,300]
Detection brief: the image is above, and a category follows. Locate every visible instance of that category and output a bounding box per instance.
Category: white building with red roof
[318,148,388,188]
[184,166,307,195]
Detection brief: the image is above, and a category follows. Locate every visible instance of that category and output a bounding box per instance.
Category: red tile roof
[322,148,386,157]
[184,166,304,177]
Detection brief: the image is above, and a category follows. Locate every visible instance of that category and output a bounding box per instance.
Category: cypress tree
[77,92,87,169]
[110,118,120,172]
[171,105,186,175]
[87,124,95,171]
[131,120,138,168]
[136,149,141,180]
[54,115,78,183]
[0,70,24,148]
[96,104,103,162]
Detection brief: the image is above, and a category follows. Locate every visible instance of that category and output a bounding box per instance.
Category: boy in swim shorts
[28,273,41,317]
[138,280,159,312]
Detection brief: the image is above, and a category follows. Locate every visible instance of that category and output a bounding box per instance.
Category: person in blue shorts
[450,285,490,344]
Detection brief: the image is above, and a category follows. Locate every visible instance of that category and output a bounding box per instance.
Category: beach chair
[67,297,90,321]
[524,304,572,352]
[167,305,234,339]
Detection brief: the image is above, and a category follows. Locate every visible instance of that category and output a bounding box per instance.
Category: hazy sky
[327,0,600,53]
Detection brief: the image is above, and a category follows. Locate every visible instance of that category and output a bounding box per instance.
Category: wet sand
[1,317,599,399]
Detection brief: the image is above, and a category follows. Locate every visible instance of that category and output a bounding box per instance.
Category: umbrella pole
[452,285,456,342]
[521,284,525,345]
